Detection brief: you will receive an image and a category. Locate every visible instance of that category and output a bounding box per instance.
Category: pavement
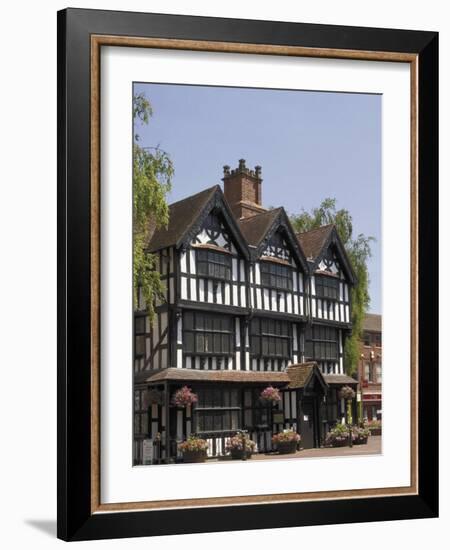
[209,435,382,463]
[251,435,382,460]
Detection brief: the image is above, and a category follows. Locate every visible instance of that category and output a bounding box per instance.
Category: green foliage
[290,198,374,375]
[133,93,174,322]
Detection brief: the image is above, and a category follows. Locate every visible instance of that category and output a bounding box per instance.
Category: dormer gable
[297,225,356,285]
[148,185,249,259]
[239,207,309,273]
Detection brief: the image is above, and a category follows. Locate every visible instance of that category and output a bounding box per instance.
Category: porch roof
[286,362,328,391]
[324,374,358,386]
[143,367,289,385]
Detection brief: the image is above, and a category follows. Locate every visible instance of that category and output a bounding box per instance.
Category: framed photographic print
[57,8,438,541]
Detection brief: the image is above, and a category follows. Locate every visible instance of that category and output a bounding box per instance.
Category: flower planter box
[352,437,368,445]
[230,449,253,460]
[369,427,382,436]
[328,439,349,448]
[182,450,208,463]
[276,440,298,454]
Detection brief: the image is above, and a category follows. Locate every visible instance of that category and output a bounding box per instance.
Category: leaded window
[243,388,272,430]
[315,275,339,300]
[134,315,147,359]
[134,388,149,437]
[260,261,293,290]
[305,326,339,361]
[250,318,291,359]
[196,249,231,280]
[194,388,241,433]
[183,311,234,355]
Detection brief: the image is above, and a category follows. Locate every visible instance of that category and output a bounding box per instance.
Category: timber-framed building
[134,160,358,464]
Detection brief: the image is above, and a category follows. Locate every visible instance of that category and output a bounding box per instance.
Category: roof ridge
[238,207,282,223]
[296,223,334,236]
[167,184,220,208]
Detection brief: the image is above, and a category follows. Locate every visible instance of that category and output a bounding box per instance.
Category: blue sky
[134,83,381,313]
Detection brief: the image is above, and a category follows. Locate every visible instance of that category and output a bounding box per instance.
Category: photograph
[132,83,383,466]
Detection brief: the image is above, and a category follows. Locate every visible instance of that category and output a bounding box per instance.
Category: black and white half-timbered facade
[134,160,358,464]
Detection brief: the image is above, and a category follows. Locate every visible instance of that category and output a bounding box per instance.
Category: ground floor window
[183,311,234,355]
[194,387,241,433]
[250,318,291,359]
[243,388,272,430]
[134,388,149,437]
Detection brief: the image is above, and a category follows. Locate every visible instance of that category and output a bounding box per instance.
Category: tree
[133,92,174,322]
[290,198,374,375]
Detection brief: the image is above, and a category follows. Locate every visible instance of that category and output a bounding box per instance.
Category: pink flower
[260,386,282,403]
[171,386,198,407]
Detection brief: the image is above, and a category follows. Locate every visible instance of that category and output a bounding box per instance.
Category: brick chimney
[222,159,267,220]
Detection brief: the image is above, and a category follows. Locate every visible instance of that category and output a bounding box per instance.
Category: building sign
[273,412,284,424]
[142,439,153,465]
[363,394,381,401]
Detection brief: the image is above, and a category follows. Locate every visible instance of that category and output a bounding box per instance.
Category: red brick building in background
[358,313,382,421]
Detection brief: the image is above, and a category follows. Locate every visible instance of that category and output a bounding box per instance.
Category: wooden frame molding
[90,34,419,515]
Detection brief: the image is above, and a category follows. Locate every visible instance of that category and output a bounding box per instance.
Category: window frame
[260,260,293,291]
[250,317,292,359]
[315,274,340,301]
[134,314,148,360]
[133,388,149,438]
[305,325,339,362]
[196,248,232,282]
[194,387,241,434]
[183,311,235,356]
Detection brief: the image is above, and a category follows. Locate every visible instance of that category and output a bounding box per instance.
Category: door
[300,398,317,449]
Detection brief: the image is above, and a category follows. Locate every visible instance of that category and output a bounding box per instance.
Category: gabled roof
[238,208,309,273]
[296,225,334,261]
[148,185,249,258]
[296,224,357,285]
[363,313,382,333]
[238,208,282,247]
[286,362,328,392]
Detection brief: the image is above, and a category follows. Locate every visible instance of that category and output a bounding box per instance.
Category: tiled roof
[285,362,324,389]
[323,374,358,386]
[363,313,382,333]
[144,368,289,385]
[296,224,334,261]
[238,208,282,247]
[147,185,218,252]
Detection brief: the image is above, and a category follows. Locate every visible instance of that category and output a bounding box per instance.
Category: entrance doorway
[300,397,318,449]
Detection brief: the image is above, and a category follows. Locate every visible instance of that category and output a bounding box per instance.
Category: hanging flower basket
[339,385,356,400]
[260,386,282,405]
[143,389,165,408]
[171,386,198,408]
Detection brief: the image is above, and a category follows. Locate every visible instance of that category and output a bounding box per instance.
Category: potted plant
[366,419,382,436]
[325,423,350,447]
[260,386,282,405]
[178,435,209,463]
[272,429,301,454]
[352,425,371,445]
[171,386,198,408]
[226,433,256,459]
